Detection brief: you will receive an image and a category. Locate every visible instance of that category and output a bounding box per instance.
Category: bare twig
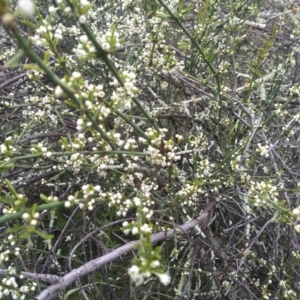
[0,269,60,284]
[0,72,27,90]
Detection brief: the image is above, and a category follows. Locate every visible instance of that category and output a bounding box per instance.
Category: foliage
[1,0,300,299]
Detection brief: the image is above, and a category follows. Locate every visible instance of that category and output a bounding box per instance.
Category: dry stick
[36,202,216,300]
[0,72,27,90]
[0,108,20,127]
[67,218,136,270]
[0,269,60,284]
[224,214,277,297]
[18,133,69,144]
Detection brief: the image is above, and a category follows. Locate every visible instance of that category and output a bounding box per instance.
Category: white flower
[79,35,88,43]
[22,213,30,220]
[295,224,300,233]
[64,201,71,208]
[46,151,52,157]
[128,265,139,277]
[72,71,81,79]
[157,273,171,285]
[133,197,141,206]
[101,42,110,51]
[79,15,86,23]
[49,6,57,13]
[30,219,37,226]
[54,85,64,98]
[80,0,90,6]
[293,207,300,215]
[132,227,139,235]
[64,7,71,13]
[140,224,152,233]
[17,0,35,17]
[128,265,144,286]
[151,260,160,268]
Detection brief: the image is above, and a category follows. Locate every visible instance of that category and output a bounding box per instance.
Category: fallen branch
[36,201,216,300]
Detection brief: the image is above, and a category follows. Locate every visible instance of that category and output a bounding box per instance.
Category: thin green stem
[0,197,109,225]
[7,150,149,163]
[80,23,160,134]
[156,0,223,130]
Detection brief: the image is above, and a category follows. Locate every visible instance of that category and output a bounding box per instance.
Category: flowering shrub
[1,0,300,299]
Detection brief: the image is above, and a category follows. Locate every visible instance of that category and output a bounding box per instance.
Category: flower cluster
[230,154,242,172]
[30,142,52,157]
[56,0,92,22]
[289,85,300,96]
[75,29,121,59]
[97,29,121,52]
[141,128,181,166]
[128,264,170,286]
[257,143,270,158]
[0,274,37,299]
[0,240,37,299]
[22,212,40,230]
[64,194,79,208]
[247,180,279,207]
[2,0,300,298]
[292,207,300,233]
[0,137,17,158]
[30,23,64,47]
[74,34,97,60]
[122,221,152,235]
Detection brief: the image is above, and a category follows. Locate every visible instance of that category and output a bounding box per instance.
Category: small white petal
[17,0,35,17]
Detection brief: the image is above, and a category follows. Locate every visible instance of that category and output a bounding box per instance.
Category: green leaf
[7,224,24,234]
[40,194,49,202]
[24,64,41,71]
[155,11,171,19]
[0,161,14,170]
[182,5,193,15]
[63,288,80,300]
[4,179,18,198]
[64,100,78,107]
[34,229,54,240]
[59,137,72,151]
[4,49,26,68]
[43,50,52,64]
[20,20,38,29]
[0,195,15,204]
[81,4,93,15]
